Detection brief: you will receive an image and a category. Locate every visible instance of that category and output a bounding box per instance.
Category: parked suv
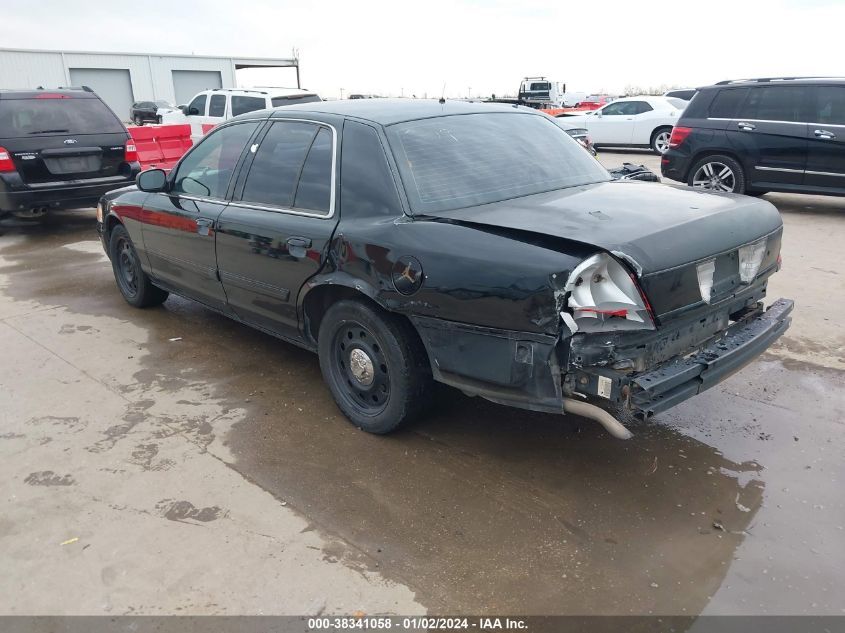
[161,87,322,143]
[0,87,140,219]
[662,77,845,196]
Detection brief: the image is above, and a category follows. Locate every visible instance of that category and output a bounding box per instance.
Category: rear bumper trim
[630,298,793,416]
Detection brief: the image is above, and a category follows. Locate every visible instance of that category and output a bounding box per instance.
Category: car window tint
[708,88,749,118]
[635,101,653,114]
[600,102,626,115]
[739,86,804,122]
[208,94,226,117]
[0,97,124,135]
[172,122,258,198]
[341,121,401,218]
[188,94,206,116]
[293,127,333,214]
[231,96,266,117]
[240,121,318,208]
[388,113,609,214]
[812,86,845,125]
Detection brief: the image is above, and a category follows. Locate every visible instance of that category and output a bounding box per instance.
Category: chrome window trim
[230,117,338,220]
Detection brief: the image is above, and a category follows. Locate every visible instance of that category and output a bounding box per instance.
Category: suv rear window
[708,88,749,119]
[0,96,124,136]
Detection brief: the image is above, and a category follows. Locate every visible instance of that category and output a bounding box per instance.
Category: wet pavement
[0,161,843,615]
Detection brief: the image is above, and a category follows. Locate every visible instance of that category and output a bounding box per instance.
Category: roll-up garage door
[172,70,223,106]
[68,68,134,122]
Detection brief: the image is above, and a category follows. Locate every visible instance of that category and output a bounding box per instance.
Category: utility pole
[340,88,344,100]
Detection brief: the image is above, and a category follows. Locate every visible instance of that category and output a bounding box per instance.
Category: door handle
[195,217,214,236]
[814,129,836,140]
[737,122,756,131]
[286,236,312,249]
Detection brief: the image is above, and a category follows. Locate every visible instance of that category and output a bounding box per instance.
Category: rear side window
[231,96,266,117]
[738,86,805,122]
[187,94,206,116]
[708,88,749,119]
[341,121,402,218]
[208,94,226,117]
[172,121,258,198]
[240,121,320,208]
[293,127,333,214]
[0,97,124,136]
[811,86,845,125]
[271,94,322,107]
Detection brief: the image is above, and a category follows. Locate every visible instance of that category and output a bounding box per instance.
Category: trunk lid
[427,180,782,275]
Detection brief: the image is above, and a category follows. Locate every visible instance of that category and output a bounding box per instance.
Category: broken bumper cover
[579,298,794,418]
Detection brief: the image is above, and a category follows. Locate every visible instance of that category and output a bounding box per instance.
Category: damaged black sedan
[97,100,793,438]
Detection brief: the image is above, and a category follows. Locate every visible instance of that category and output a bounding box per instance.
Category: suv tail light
[0,146,15,173]
[668,126,692,148]
[563,253,655,333]
[124,140,138,163]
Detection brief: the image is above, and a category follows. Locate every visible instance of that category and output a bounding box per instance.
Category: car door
[803,85,845,192]
[585,101,637,145]
[215,118,339,336]
[140,120,260,310]
[726,85,808,188]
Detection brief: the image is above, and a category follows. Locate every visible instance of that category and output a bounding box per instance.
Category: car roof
[249,98,542,126]
[200,87,318,98]
[703,77,845,90]
[0,87,97,99]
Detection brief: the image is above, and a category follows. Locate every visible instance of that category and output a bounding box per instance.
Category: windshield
[0,97,124,136]
[386,113,609,214]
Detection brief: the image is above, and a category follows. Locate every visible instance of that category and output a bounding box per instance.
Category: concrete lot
[0,152,843,615]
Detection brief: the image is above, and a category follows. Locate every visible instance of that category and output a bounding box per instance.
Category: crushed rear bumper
[573,298,794,418]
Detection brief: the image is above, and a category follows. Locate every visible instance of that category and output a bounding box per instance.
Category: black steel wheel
[109,225,169,308]
[317,299,432,434]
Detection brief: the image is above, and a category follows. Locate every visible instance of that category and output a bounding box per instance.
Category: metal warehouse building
[0,47,299,121]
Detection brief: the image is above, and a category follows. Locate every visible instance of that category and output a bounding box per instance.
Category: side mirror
[179,105,188,115]
[595,110,602,118]
[137,168,168,193]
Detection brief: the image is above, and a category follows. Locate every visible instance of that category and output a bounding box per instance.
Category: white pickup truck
[161,87,322,143]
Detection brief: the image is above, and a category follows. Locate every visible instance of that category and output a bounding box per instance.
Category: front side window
[172,122,258,198]
[387,113,609,214]
[601,102,639,116]
[633,101,654,114]
[187,94,207,116]
[240,121,329,209]
[231,96,266,117]
[208,94,226,118]
[811,86,845,125]
[739,86,805,122]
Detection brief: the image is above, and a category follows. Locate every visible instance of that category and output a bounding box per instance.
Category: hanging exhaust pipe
[562,397,633,440]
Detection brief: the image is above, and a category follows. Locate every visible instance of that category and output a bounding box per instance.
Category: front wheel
[687,154,746,194]
[109,225,169,308]
[317,300,433,434]
[651,127,672,155]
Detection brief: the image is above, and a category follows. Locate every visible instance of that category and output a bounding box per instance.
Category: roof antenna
[439,83,446,104]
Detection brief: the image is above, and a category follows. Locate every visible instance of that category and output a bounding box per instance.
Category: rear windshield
[386,113,609,214]
[0,96,124,136]
[271,94,322,107]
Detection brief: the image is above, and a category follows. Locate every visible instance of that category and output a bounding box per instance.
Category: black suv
[0,87,140,219]
[662,77,845,196]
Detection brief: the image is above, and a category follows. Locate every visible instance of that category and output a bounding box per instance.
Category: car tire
[109,224,169,308]
[133,115,143,126]
[687,154,746,194]
[650,127,672,155]
[317,299,433,434]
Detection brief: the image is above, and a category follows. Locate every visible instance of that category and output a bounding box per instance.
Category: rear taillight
[668,126,692,148]
[563,253,655,333]
[124,140,138,163]
[0,146,15,173]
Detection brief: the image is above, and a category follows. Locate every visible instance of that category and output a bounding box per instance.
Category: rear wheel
[651,127,672,155]
[109,225,168,308]
[317,299,432,434]
[688,154,746,194]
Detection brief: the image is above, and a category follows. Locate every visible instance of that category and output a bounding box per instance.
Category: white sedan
[558,96,688,154]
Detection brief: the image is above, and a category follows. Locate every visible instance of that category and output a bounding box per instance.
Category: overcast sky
[2,0,842,99]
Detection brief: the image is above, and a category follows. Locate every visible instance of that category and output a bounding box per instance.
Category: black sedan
[97,100,792,438]
[129,100,174,125]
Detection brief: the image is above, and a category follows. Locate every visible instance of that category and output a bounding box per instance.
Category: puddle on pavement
[2,213,843,615]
